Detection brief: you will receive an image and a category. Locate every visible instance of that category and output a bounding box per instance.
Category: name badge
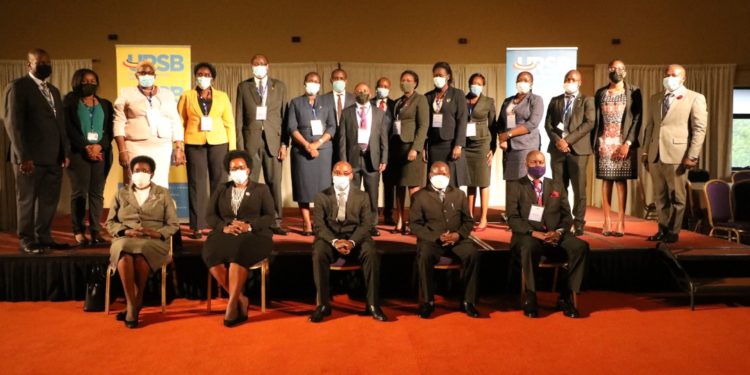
[557,122,567,137]
[310,119,324,136]
[357,128,369,144]
[87,132,99,142]
[145,108,163,137]
[432,114,443,128]
[256,106,267,121]
[393,120,402,135]
[200,116,213,131]
[507,114,516,129]
[466,122,477,137]
[529,204,545,222]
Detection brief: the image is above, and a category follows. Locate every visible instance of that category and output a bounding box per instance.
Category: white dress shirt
[356,103,373,146]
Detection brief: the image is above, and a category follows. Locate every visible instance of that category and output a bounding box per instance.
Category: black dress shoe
[188,230,203,240]
[271,227,288,235]
[370,228,381,237]
[365,305,387,321]
[663,233,679,243]
[574,228,584,236]
[557,296,580,318]
[418,302,435,319]
[20,244,43,255]
[309,304,332,323]
[648,231,666,241]
[89,235,110,247]
[460,301,480,318]
[523,294,539,318]
[302,231,314,237]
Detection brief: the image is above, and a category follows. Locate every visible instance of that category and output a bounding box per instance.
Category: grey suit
[3,75,70,247]
[544,93,596,227]
[371,97,398,220]
[425,86,469,186]
[319,91,355,166]
[337,104,388,226]
[235,77,288,227]
[497,93,544,180]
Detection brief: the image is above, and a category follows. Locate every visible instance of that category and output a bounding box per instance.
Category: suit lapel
[28,78,55,117]
[248,80,262,105]
[368,108,383,146]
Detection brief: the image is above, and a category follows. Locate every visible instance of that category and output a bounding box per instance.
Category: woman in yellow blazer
[178,62,237,239]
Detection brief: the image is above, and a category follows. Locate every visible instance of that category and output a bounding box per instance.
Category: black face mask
[34,64,52,80]
[355,92,370,104]
[78,83,98,97]
[609,71,625,83]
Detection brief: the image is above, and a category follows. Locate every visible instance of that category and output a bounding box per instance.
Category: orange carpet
[1,293,749,374]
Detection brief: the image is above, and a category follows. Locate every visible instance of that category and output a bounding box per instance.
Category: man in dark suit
[507,150,589,318]
[410,161,480,318]
[338,82,388,237]
[310,161,386,322]
[544,70,596,236]
[3,48,71,254]
[371,77,397,226]
[319,68,355,165]
[235,54,288,235]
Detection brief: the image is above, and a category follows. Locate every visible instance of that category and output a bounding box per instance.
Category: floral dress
[596,90,637,180]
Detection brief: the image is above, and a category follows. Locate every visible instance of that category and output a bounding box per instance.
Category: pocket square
[550,191,560,198]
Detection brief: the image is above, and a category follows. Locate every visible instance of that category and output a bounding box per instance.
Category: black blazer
[593,82,642,149]
[410,185,474,244]
[424,86,468,147]
[206,181,275,236]
[313,187,372,245]
[544,93,596,155]
[371,97,396,137]
[506,177,572,238]
[62,92,114,157]
[337,104,388,170]
[3,75,69,165]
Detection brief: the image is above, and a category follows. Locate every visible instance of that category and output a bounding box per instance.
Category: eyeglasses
[136,71,155,76]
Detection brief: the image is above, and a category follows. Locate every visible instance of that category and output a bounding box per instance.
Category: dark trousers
[185,144,228,230]
[512,233,588,294]
[67,153,106,235]
[248,132,283,228]
[550,149,589,227]
[382,137,399,221]
[352,152,380,227]
[312,238,381,306]
[416,239,480,304]
[13,163,62,246]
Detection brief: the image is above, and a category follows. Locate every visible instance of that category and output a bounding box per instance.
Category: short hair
[468,73,486,86]
[331,68,347,79]
[304,71,320,82]
[70,68,100,93]
[136,60,155,73]
[27,48,49,61]
[193,62,216,78]
[608,59,625,68]
[432,61,453,84]
[130,155,156,173]
[400,70,420,89]
[375,77,391,88]
[224,150,253,172]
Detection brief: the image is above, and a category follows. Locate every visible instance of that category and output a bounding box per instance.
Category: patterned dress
[596,90,637,180]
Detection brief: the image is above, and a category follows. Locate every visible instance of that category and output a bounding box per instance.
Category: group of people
[4,48,707,328]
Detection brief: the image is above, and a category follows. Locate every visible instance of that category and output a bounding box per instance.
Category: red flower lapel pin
[676,95,683,100]
[550,191,560,198]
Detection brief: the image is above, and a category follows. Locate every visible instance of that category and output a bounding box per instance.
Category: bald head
[429,161,450,177]
[332,161,353,179]
[251,54,268,66]
[525,150,546,166]
[665,64,686,79]
[27,48,51,77]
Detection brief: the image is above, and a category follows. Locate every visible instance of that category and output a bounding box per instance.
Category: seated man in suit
[310,161,386,322]
[507,150,589,318]
[338,82,388,237]
[410,161,480,319]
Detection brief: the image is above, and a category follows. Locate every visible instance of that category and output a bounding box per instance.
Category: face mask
[138,75,155,88]
[430,175,450,190]
[333,175,350,191]
[131,172,151,189]
[470,85,483,96]
[609,71,625,83]
[516,82,531,94]
[433,76,447,89]
[229,170,249,185]
[332,80,346,93]
[34,64,52,80]
[564,82,579,95]
[663,76,682,92]
[376,87,390,99]
[355,92,370,104]
[400,82,415,94]
[78,83,98,97]
[527,166,546,179]
[196,77,212,90]
[252,65,268,79]
[305,82,320,95]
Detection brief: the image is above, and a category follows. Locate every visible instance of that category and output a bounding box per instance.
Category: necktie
[662,93,673,118]
[563,95,573,126]
[379,99,386,111]
[438,189,445,202]
[258,81,265,98]
[359,107,368,152]
[337,94,343,123]
[40,82,55,112]
[533,179,543,206]
[337,192,346,222]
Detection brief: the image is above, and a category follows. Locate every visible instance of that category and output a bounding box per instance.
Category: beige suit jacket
[644,88,708,164]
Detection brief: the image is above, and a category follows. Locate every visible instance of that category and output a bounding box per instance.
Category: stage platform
[2,207,749,305]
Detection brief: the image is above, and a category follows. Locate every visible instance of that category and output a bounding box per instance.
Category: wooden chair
[206,258,269,313]
[520,253,578,308]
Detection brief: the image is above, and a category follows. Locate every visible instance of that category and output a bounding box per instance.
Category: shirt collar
[335,185,350,196]
[528,175,543,184]
[29,72,46,85]
[356,102,370,110]
[254,76,267,87]
[666,85,686,97]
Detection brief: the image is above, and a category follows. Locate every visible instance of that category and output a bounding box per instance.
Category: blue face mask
[470,84,483,96]
[332,80,346,93]
[528,166,546,179]
[138,75,155,88]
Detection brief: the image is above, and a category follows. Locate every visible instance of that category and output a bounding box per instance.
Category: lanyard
[200,100,209,116]
[138,87,155,108]
[309,99,318,120]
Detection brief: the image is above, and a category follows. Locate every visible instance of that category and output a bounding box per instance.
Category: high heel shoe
[124,308,139,329]
[401,222,411,236]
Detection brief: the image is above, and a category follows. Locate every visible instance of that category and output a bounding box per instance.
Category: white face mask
[376,87,390,99]
[516,81,531,94]
[229,170,249,185]
[663,76,683,92]
[138,75,155,88]
[564,82,579,95]
[332,80,346,93]
[430,175,450,190]
[252,65,268,79]
[332,175,350,191]
[433,76,447,89]
[305,82,320,95]
[131,172,151,189]
[470,84,483,96]
[196,77,212,90]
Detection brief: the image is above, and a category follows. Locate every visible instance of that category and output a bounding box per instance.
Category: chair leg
[206,272,212,313]
[261,264,267,313]
[551,266,560,293]
[104,268,112,315]
[161,265,167,314]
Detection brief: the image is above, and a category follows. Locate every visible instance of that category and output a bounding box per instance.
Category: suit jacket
[506,177,572,237]
[286,95,337,149]
[643,88,708,164]
[337,104,388,170]
[318,91,355,127]
[105,184,179,239]
[3,75,70,165]
[371,97,396,137]
[544,93,596,155]
[235,78,288,153]
[467,94,498,152]
[62,92,114,157]
[410,185,474,244]
[393,93,429,150]
[205,181,275,236]
[177,88,236,148]
[497,93,544,151]
[593,83,642,150]
[313,187,372,245]
[424,86,468,147]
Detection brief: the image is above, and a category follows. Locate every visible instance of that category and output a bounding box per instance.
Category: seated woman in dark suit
[106,155,179,328]
[202,150,275,327]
